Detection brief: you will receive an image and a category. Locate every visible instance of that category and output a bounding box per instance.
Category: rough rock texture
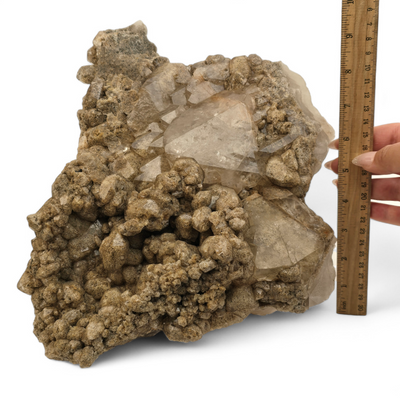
[18,21,335,368]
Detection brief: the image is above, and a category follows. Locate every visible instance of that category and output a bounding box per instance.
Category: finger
[373,123,400,151]
[352,142,400,174]
[371,178,400,201]
[370,202,400,226]
[324,158,339,174]
[328,139,339,150]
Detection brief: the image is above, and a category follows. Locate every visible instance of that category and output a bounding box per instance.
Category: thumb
[352,142,400,174]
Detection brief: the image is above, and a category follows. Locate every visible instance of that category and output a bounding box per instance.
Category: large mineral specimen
[18,21,335,368]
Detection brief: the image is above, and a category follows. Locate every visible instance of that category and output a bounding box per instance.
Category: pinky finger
[370,202,400,226]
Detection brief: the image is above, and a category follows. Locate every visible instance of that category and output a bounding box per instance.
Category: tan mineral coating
[18,21,336,368]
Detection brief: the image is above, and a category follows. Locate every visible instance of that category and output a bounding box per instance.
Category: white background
[1,0,399,399]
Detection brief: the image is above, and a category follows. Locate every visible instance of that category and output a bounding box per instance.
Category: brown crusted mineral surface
[18,21,336,368]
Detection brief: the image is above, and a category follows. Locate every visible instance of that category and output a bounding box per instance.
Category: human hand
[325,123,400,226]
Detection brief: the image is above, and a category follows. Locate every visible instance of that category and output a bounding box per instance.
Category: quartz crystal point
[18,21,336,368]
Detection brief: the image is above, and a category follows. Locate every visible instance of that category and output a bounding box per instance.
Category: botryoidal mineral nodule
[18,21,336,368]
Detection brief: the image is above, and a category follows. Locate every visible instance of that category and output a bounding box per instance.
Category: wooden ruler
[337,0,379,315]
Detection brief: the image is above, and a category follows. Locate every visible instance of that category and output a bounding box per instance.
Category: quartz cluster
[18,21,335,368]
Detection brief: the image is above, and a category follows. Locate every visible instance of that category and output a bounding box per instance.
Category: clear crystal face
[165,92,257,172]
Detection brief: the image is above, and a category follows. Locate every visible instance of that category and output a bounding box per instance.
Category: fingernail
[328,140,338,150]
[324,160,333,170]
[352,152,376,167]
[332,179,338,187]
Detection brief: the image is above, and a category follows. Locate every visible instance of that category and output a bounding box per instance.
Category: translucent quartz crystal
[244,195,324,274]
[165,91,258,173]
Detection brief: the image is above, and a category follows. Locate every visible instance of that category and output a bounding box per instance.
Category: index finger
[373,123,400,150]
